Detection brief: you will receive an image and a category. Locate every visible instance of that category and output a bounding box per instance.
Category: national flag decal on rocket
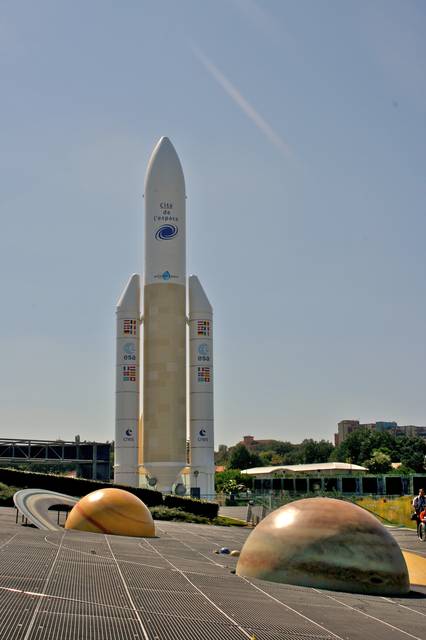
[197,320,210,336]
[123,319,137,335]
[197,367,211,383]
[122,366,136,382]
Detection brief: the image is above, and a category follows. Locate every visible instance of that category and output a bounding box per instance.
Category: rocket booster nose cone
[189,276,213,314]
[145,137,185,194]
[116,273,140,311]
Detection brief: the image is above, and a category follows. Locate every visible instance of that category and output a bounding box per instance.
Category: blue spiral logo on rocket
[155,224,178,240]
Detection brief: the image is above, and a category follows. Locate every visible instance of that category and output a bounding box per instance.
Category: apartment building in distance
[241,435,279,449]
[334,420,426,446]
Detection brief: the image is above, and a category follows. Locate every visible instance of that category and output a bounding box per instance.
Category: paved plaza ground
[0,506,425,639]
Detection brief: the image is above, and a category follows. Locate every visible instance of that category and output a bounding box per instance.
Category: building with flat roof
[335,420,426,446]
[240,462,426,498]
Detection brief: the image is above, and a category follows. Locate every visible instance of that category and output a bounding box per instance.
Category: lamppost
[191,469,200,499]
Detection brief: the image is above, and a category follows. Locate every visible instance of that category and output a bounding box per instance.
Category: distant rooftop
[241,462,368,476]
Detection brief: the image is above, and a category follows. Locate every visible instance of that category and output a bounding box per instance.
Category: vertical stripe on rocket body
[142,284,186,463]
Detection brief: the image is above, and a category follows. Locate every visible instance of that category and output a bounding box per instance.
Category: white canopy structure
[241,462,368,476]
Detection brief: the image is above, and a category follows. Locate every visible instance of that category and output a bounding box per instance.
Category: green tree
[214,444,229,466]
[270,452,285,465]
[281,448,303,465]
[298,439,334,464]
[275,441,295,457]
[228,444,262,470]
[396,437,426,472]
[215,469,251,492]
[332,430,426,472]
[364,450,392,474]
[332,429,398,465]
[259,450,274,465]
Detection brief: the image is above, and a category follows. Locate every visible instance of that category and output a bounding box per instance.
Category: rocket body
[141,138,187,492]
[114,137,215,497]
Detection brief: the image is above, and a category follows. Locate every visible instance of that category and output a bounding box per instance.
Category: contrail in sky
[191,44,291,157]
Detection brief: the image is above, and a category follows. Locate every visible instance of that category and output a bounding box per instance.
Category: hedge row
[163,494,219,520]
[0,468,162,507]
[0,467,219,519]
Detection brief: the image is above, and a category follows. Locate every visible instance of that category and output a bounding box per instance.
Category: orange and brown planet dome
[236,497,409,595]
[65,488,155,537]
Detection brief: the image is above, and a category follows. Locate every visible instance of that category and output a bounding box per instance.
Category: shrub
[215,469,252,493]
[163,494,219,519]
[150,506,209,524]
[0,482,18,506]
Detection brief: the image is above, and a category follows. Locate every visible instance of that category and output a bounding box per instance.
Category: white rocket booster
[114,137,215,496]
[189,276,215,497]
[114,273,140,486]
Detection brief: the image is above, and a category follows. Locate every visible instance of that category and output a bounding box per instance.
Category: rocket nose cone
[189,276,213,314]
[116,273,140,311]
[158,136,172,147]
[150,136,180,166]
[145,136,185,193]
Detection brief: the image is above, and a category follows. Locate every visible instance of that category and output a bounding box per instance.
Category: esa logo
[155,224,178,240]
[197,343,210,362]
[124,428,134,442]
[198,428,208,442]
[154,270,178,281]
[123,342,136,361]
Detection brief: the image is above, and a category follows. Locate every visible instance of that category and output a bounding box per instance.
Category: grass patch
[355,496,416,529]
[150,507,248,527]
[213,516,248,527]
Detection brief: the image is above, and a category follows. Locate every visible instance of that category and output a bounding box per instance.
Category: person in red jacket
[417,508,426,540]
[413,488,426,536]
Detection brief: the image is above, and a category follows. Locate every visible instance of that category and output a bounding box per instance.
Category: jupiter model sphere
[114,137,215,497]
[236,498,410,595]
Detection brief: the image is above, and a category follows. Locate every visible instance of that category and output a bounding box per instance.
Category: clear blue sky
[0,1,425,447]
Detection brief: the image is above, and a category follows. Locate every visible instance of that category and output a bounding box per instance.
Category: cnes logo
[198,429,208,442]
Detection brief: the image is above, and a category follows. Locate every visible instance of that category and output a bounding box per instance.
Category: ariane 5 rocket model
[114,137,215,497]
